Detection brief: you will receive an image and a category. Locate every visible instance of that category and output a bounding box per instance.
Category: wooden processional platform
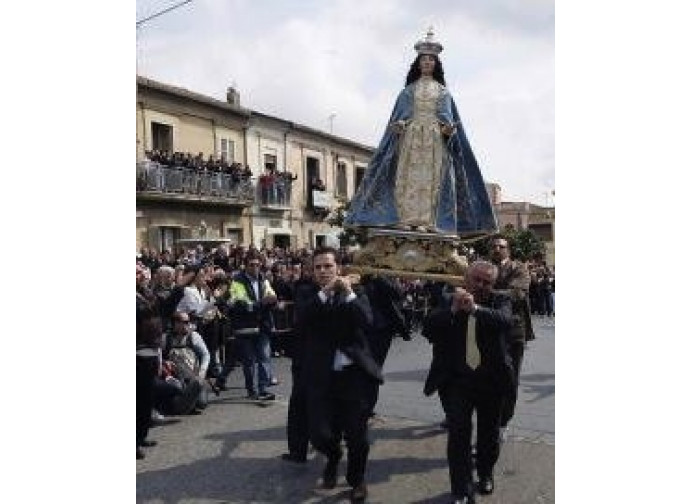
[341,228,475,286]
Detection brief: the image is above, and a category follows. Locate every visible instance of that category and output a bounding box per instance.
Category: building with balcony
[136,77,254,251]
[136,76,374,252]
[243,110,374,249]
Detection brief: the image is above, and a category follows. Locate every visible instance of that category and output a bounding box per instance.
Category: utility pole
[328,113,336,134]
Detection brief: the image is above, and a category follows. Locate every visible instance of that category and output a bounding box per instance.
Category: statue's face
[419,55,436,76]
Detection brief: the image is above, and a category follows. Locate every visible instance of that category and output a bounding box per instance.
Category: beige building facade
[136,77,253,252]
[136,76,374,252]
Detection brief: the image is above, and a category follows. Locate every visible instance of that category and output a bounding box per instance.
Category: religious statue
[344,29,497,282]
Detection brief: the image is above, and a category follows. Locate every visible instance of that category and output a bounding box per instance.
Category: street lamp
[328,113,336,134]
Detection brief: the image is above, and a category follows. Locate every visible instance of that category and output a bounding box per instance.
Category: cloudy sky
[136,0,554,205]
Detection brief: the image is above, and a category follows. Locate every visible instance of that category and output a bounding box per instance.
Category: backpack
[166,335,199,383]
[165,335,208,414]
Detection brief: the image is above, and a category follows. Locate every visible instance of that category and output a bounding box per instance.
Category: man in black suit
[489,235,535,440]
[423,261,514,504]
[359,274,409,418]
[281,261,319,464]
[300,247,383,503]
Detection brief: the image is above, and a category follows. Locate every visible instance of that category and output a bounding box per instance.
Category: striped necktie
[466,314,481,370]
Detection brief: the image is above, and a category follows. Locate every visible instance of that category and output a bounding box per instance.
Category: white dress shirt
[176,286,215,317]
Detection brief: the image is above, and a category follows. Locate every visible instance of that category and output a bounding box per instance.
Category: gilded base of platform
[344,228,468,285]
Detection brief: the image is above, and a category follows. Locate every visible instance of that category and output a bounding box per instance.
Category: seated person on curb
[153,311,211,415]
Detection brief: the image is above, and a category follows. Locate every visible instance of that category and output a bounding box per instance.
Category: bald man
[423,261,514,504]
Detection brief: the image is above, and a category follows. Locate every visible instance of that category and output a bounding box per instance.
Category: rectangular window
[264,153,277,171]
[336,162,348,198]
[151,122,173,153]
[307,157,320,182]
[273,234,291,249]
[528,223,554,242]
[306,157,321,209]
[225,229,241,245]
[159,226,180,253]
[219,138,235,163]
[355,166,366,192]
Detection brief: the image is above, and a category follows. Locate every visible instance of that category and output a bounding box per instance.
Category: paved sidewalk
[137,378,554,503]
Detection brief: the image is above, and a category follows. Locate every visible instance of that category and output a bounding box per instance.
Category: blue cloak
[344,82,498,237]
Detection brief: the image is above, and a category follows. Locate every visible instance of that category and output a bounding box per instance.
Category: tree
[325,200,366,247]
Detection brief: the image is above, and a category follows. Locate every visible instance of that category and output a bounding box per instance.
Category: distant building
[486,183,555,267]
[136,76,373,252]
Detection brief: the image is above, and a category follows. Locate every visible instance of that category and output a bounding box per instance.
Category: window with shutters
[218,138,235,163]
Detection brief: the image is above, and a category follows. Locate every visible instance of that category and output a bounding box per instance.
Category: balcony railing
[258,177,293,208]
[136,162,255,203]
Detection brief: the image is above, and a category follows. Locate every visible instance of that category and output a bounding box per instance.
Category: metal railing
[136,161,255,202]
[258,178,293,207]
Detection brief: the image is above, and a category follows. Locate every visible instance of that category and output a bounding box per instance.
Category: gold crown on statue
[414,27,443,56]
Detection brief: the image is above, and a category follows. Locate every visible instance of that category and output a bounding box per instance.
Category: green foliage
[326,201,367,247]
[473,225,546,262]
[325,200,348,228]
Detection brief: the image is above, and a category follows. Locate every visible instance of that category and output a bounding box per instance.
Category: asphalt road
[137,315,554,503]
[377,315,555,445]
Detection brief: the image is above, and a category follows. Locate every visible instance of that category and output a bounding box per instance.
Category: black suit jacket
[300,286,383,402]
[361,275,407,335]
[423,292,514,397]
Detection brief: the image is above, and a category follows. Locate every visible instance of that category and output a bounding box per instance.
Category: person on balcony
[260,169,276,205]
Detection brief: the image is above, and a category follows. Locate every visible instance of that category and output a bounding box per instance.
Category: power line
[136,0,194,28]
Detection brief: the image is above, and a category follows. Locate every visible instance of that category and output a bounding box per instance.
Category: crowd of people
[136,236,554,502]
[135,30,554,503]
[258,166,298,206]
[529,266,555,317]
[143,150,254,180]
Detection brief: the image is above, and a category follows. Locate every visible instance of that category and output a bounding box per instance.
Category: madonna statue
[344,29,497,238]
